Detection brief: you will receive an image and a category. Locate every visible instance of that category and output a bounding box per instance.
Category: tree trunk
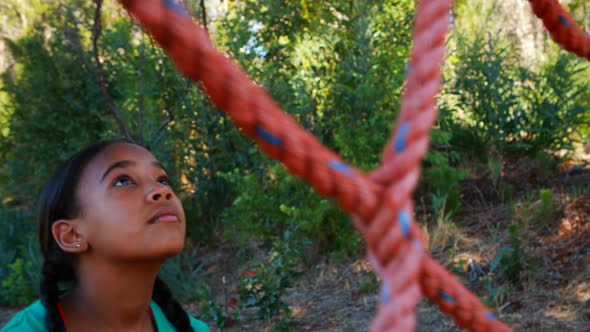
[584,0,588,32]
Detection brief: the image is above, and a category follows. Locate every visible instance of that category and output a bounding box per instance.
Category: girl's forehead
[83,143,158,181]
[99,143,154,162]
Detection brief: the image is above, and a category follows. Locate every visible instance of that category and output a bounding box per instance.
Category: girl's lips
[152,214,178,223]
[149,207,179,224]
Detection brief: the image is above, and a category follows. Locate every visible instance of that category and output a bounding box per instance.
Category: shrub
[159,244,205,303]
[538,188,555,228]
[0,235,42,307]
[221,164,360,259]
[0,205,39,307]
[0,258,36,306]
[238,242,302,329]
[443,32,589,159]
[422,128,468,215]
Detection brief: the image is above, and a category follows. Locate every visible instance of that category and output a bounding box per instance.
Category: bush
[238,236,302,330]
[0,258,36,306]
[538,188,555,228]
[0,205,40,307]
[221,164,360,259]
[159,244,205,304]
[443,32,589,159]
[422,128,468,215]
[0,234,42,307]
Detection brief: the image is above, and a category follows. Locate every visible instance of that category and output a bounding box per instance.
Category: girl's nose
[147,184,173,202]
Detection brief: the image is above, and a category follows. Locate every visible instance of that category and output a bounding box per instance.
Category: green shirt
[1,300,210,332]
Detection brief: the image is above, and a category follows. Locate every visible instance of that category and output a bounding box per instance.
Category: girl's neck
[61,258,162,331]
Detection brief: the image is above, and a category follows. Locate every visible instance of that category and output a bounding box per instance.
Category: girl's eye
[158,176,171,186]
[113,176,133,187]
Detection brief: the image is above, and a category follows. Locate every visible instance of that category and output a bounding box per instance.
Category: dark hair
[37,139,193,332]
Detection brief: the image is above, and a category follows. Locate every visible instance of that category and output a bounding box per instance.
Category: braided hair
[37,139,193,332]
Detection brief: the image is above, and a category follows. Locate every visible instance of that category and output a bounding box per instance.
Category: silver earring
[76,243,81,248]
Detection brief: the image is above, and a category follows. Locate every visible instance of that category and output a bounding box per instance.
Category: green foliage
[0,258,36,306]
[0,231,42,307]
[0,206,31,278]
[159,244,204,304]
[450,257,508,310]
[427,192,458,251]
[443,32,589,160]
[498,182,515,206]
[248,231,301,325]
[197,283,238,329]
[1,3,109,201]
[422,128,468,214]
[328,1,414,170]
[453,222,539,309]
[0,1,199,202]
[221,164,360,259]
[487,157,503,188]
[182,173,238,243]
[498,224,524,284]
[538,189,555,228]
[238,238,302,329]
[358,273,379,295]
[568,184,590,198]
[521,55,590,155]
[0,205,40,307]
[481,272,509,310]
[492,223,539,287]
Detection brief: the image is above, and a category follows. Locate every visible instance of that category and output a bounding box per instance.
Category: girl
[1,139,210,332]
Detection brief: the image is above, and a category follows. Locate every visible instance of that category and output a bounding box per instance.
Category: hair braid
[152,277,193,332]
[40,260,68,332]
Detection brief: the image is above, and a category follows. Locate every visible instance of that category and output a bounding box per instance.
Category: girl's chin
[122,242,184,262]
[154,242,185,258]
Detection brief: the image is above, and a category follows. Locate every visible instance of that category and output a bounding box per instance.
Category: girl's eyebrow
[100,160,167,182]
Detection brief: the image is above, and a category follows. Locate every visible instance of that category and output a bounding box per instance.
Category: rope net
[115,0,590,330]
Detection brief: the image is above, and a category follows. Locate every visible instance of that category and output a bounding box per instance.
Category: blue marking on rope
[485,312,496,320]
[438,291,456,303]
[162,0,189,16]
[398,211,410,237]
[558,15,570,28]
[395,122,410,153]
[255,125,283,146]
[329,161,353,176]
[380,281,391,304]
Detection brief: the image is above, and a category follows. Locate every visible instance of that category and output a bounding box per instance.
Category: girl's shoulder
[1,300,210,332]
[0,300,47,331]
[187,316,210,332]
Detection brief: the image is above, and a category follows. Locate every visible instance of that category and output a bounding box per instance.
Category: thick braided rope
[528,0,590,60]
[114,0,587,331]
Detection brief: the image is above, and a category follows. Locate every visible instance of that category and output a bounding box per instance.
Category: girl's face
[75,142,186,261]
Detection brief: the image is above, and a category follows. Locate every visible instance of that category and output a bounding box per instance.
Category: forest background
[0,0,589,330]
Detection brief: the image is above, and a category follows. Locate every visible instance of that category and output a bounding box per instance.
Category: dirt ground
[1,160,589,331]
[191,244,589,332]
[187,160,590,332]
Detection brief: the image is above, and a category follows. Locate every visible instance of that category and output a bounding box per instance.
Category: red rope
[529,0,590,60]
[115,0,588,330]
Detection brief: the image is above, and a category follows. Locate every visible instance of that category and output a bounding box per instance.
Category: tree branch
[92,0,133,141]
[138,34,145,144]
[63,8,89,74]
[158,81,191,133]
[147,39,191,135]
[200,0,208,32]
[584,0,588,32]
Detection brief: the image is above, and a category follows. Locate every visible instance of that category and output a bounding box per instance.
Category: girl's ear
[52,220,87,253]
